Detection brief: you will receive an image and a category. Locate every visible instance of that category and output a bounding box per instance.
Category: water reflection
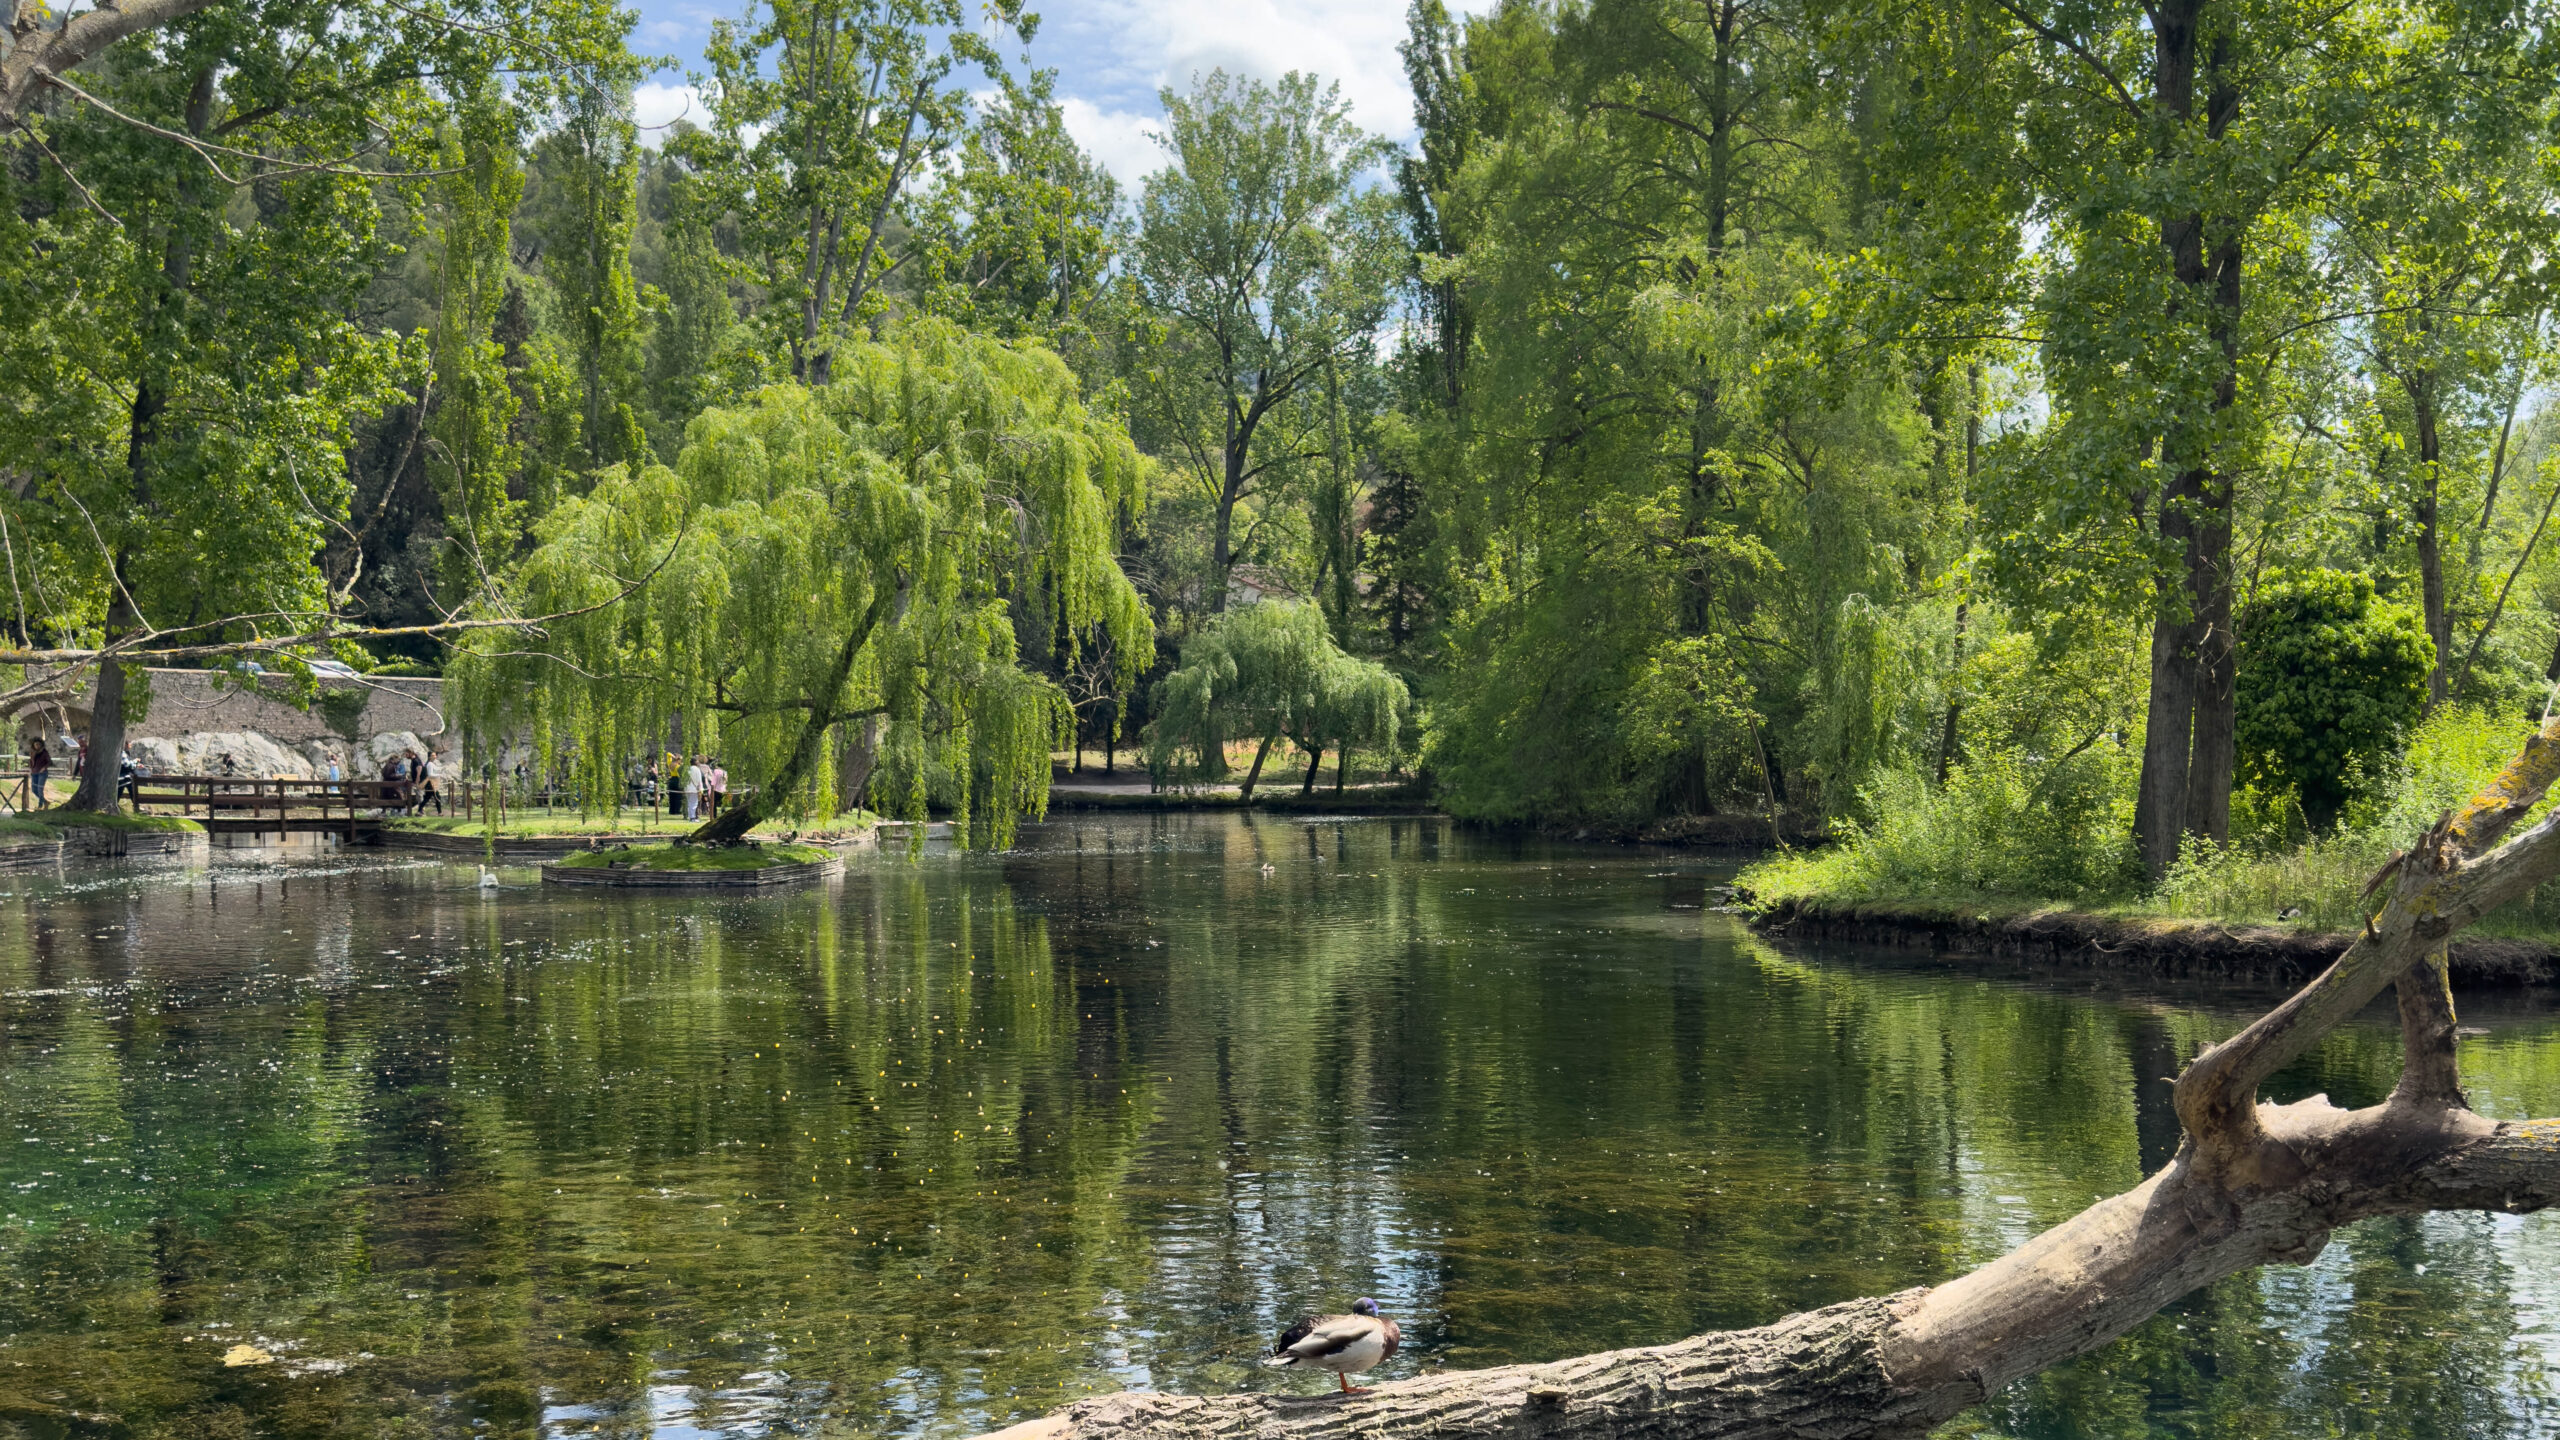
[0,816,2557,1437]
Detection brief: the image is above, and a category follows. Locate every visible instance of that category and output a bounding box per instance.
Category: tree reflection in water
[0,815,2556,1437]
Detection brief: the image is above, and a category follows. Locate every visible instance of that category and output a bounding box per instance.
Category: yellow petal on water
[221,1344,275,1367]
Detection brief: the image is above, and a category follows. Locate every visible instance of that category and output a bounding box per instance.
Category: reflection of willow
[0,871,1171,1437]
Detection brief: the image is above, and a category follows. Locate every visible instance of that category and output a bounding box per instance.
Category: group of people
[22,736,147,807]
[377,749,441,815]
[643,752,728,821]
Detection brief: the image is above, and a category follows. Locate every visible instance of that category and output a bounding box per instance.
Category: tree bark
[66,646,124,811]
[1299,741,1324,797]
[2133,581,2197,881]
[1,0,222,121]
[836,713,883,816]
[973,714,2560,1440]
[1236,733,1275,803]
[2133,0,2242,880]
[2413,375,2450,707]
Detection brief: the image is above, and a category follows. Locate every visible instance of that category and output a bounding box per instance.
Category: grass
[0,809,205,837]
[551,842,834,871]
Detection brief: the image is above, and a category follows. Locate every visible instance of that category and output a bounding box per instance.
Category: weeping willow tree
[1146,600,1408,800]
[451,320,1153,846]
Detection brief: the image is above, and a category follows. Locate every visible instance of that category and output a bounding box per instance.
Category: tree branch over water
[976,714,2560,1440]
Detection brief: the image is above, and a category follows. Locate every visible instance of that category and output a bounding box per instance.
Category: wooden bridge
[126,776,425,838]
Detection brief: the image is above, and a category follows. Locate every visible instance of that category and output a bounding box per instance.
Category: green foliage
[2153,705,2560,932]
[427,82,527,593]
[1145,600,1409,790]
[523,76,651,472]
[456,319,1152,848]
[1130,69,1402,613]
[1743,748,2140,909]
[2234,570,2434,829]
[676,0,1026,380]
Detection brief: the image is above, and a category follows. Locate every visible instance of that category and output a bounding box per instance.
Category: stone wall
[16,668,462,779]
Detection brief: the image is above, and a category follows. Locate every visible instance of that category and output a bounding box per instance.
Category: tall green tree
[675,0,1025,383]
[1131,69,1401,616]
[1873,0,2560,877]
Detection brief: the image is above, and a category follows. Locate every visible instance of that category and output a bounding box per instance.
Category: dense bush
[2154,704,2560,930]
[1744,746,2140,908]
[2234,569,2433,829]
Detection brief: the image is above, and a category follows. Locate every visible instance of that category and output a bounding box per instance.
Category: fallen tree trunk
[979,716,2560,1440]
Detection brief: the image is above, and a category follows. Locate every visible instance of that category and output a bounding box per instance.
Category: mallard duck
[1266,1298,1399,1394]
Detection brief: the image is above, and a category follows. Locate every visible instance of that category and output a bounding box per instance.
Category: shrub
[1743,745,2139,909]
[2153,705,2558,929]
[2235,569,2432,829]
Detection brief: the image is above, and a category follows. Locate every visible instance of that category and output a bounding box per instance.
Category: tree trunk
[1934,600,1967,785]
[976,715,2560,1440]
[836,713,883,816]
[1210,476,1237,615]
[1299,741,1324,796]
[1237,734,1275,803]
[2182,478,2236,847]
[1335,746,1348,794]
[2414,377,2450,707]
[2133,588,2197,881]
[67,648,125,812]
[2134,0,2242,880]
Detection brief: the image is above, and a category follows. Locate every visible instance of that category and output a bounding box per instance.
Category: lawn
[0,809,204,837]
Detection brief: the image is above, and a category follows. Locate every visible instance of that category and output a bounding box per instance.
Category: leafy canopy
[455,320,1152,847]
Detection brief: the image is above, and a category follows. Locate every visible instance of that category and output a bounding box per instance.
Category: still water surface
[5,814,2560,1438]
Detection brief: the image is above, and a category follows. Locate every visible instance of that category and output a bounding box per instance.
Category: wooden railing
[126,775,417,827]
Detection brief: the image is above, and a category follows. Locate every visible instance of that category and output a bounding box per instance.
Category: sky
[623,0,1483,186]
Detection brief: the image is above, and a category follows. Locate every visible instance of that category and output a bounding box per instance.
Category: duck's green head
[1352,1298,1380,1317]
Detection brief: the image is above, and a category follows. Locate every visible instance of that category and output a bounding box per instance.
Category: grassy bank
[0,810,204,838]
[552,842,834,872]
[1741,706,2560,942]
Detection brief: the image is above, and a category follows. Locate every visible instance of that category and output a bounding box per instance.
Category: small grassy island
[551,841,834,872]
[542,841,843,889]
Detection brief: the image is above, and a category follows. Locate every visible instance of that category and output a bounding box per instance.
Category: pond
[4,813,2560,1439]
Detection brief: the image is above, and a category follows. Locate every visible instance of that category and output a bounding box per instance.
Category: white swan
[478,866,499,889]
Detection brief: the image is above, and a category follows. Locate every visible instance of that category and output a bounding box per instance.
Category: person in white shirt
[684,755,706,820]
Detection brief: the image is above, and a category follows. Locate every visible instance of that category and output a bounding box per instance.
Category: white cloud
[1031,0,1503,185]
[1060,96,1166,189]
[632,82,704,139]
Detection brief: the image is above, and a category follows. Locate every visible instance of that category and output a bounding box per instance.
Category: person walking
[27,736,50,808]
[117,744,139,806]
[710,757,729,817]
[683,754,706,821]
[417,753,442,815]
